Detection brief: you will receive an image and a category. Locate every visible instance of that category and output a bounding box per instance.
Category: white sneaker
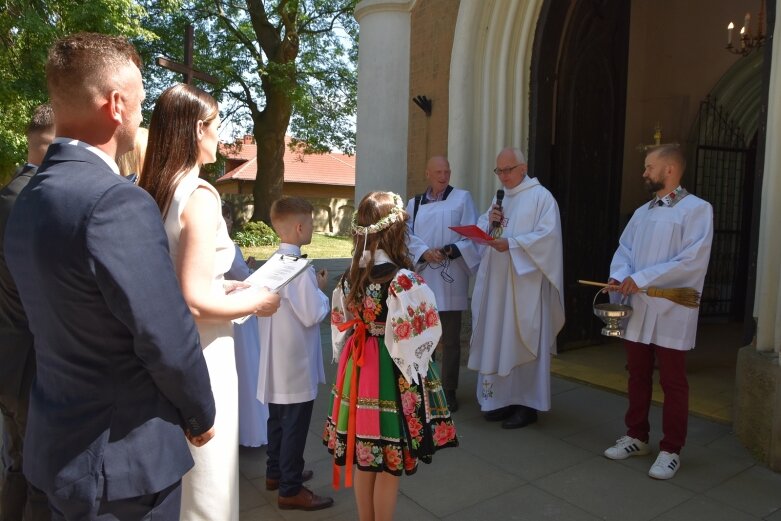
[648,451,680,479]
[603,436,650,460]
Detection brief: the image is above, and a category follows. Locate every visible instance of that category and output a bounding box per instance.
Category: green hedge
[232,221,279,247]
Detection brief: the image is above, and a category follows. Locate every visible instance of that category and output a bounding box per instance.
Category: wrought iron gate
[690,96,755,318]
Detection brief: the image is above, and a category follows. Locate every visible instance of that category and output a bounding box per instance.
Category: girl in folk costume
[324,191,458,521]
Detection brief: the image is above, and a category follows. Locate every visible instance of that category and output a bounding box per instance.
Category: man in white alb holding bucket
[604,144,713,480]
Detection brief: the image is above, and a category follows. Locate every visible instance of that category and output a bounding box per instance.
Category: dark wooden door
[529,0,630,347]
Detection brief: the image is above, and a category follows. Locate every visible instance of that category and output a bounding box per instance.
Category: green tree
[138,0,358,224]
[0,0,155,182]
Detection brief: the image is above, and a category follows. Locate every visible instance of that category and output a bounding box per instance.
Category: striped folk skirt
[323,333,458,488]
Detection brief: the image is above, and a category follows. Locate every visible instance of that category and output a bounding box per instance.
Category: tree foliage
[137,0,358,223]
[0,0,155,181]
[1,0,358,222]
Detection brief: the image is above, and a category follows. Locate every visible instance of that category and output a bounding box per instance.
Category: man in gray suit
[0,103,55,521]
[5,33,216,520]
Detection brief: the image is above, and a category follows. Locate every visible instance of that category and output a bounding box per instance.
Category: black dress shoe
[483,405,514,422]
[445,390,459,412]
[501,406,538,429]
[266,469,313,491]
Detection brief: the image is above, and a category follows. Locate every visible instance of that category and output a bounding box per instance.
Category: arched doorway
[529,0,631,347]
[687,49,763,341]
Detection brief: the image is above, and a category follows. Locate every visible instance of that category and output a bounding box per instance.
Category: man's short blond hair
[46,32,141,107]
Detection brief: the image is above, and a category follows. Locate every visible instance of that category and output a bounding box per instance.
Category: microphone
[490,189,505,233]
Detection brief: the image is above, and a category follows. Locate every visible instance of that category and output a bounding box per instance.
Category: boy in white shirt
[258,197,334,511]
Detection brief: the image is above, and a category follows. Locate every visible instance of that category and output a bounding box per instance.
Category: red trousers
[624,340,688,454]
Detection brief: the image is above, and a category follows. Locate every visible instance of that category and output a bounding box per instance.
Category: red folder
[449,225,494,244]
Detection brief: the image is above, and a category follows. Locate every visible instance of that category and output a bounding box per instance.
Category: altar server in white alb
[604,144,713,480]
[406,156,481,412]
[468,147,565,429]
[257,197,334,511]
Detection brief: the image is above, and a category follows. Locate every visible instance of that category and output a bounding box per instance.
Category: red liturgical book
[449,225,494,244]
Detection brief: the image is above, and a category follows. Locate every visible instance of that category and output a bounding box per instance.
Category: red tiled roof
[217,136,355,187]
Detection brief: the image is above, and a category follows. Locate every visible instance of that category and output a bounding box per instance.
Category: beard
[644,178,664,193]
[116,121,139,158]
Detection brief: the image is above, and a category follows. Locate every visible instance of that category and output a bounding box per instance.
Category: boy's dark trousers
[266,400,315,497]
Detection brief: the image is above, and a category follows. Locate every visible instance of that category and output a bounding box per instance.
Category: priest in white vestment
[407,156,481,412]
[468,147,565,429]
[603,144,713,480]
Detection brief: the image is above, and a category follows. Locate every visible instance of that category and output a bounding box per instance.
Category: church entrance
[523,0,770,423]
[690,97,757,322]
[528,0,631,348]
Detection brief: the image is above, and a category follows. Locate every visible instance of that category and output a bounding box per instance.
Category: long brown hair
[139,84,218,217]
[344,191,412,311]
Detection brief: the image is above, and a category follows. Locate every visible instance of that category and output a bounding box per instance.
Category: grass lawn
[241,232,354,260]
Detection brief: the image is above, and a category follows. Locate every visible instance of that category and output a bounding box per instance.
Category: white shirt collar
[278,243,302,256]
[53,137,120,176]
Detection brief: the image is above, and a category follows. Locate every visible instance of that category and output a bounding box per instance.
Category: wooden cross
[156,25,218,85]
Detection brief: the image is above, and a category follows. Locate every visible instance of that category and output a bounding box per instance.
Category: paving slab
[442,484,601,521]
[534,456,693,521]
[398,447,525,518]
[653,496,763,521]
[455,416,594,481]
[703,465,781,518]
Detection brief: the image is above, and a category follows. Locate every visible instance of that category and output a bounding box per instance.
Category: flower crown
[352,193,406,235]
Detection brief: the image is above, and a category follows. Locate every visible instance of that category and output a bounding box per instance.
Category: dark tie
[657,200,664,207]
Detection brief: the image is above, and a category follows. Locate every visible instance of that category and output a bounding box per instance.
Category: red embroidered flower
[412,315,424,335]
[403,447,416,471]
[407,416,423,439]
[433,422,456,446]
[401,391,420,416]
[327,426,337,450]
[383,446,402,470]
[363,295,376,310]
[356,442,375,466]
[331,310,344,324]
[394,321,412,340]
[407,305,415,317]
[397,274,413,290]
[425,308,439,327]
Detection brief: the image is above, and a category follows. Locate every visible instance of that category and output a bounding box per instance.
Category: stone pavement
[238,260,781,521]
[239,370,781,521]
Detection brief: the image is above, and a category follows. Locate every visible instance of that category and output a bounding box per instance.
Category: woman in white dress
[140,84,281,521]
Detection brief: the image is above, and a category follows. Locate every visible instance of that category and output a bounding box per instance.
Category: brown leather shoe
[278,486,334,511]
[265,469,313,491]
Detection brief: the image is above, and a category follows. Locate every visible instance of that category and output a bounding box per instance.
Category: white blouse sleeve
[330,281,354,362]
[384,269,442,384]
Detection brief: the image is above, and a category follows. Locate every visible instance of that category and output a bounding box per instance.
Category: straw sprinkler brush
[577,280,701,308]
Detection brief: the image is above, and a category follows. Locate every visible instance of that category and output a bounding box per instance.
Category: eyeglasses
[493,164,522,175]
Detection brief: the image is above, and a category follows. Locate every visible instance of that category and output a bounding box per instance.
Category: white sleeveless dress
[164,174,239,521]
